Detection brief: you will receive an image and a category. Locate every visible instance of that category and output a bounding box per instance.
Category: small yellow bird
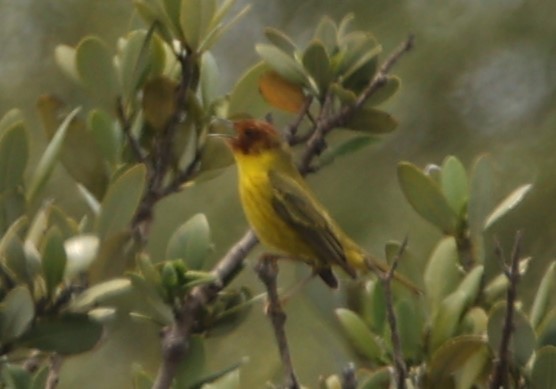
[223,118,417,290]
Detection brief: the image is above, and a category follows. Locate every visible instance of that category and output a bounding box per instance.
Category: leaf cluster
[333,156,555,388]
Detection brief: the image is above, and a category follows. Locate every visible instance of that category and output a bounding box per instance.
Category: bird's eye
[244,127,257,138]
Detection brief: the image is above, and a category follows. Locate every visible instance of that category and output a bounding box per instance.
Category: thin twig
[45,354,62,389]
[382,237,409,389]
[284,96,313,143]
[255,256,300,389]
[116,99,145,163]
[22,351,41,373]
[489,231,523,389]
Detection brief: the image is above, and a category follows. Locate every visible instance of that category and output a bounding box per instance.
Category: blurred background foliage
[1,0,556,388]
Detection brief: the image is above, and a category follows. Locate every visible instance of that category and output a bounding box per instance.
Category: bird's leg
[279,272,315,305]
[255,254,300,389]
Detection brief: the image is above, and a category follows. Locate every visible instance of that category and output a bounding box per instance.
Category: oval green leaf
[530,261,556,329]
[166,213,212,270]
[398,162,457,234]
[424,237,462,312]
[483,184,532,230]
[255,43,307,85]
[264,27,297,55]
[0,122,28,193]
[96,164,146,239]
[531,346,556,389]
[335,308,383,362]
[88,109,121,165]
[19,314,103,355]
[441,156,469,214]
[54,45,80,83]
[0,286,35,342]
[428,335,489,388]
[75,36,118,99]
[41,227,67,297]
[27,107,81,203]
[363,76,401,107]
[302,40,332,94]
[429,291,468,351]
[64,234,100,278]
[344,107,398,134]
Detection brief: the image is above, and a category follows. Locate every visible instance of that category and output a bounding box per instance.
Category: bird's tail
[364,254,422,295]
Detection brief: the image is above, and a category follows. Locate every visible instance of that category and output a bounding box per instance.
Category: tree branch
[382,238,408,389]
[45,354,62,389]
[255,256,300,389]
[489,231,522,389]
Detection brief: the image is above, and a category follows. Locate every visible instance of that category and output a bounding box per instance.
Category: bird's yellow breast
[234,151,317,262]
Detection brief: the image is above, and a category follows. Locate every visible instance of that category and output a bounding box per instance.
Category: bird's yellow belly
[239,173,315,262]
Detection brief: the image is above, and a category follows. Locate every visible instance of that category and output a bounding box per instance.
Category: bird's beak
[208,118,236,142]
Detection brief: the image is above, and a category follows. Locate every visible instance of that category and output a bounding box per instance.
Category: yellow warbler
[223,119,418,291]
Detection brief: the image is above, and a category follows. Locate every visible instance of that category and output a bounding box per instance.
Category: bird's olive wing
[268,170,356,278]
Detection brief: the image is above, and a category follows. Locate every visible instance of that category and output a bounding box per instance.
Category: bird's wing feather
[268,170,356,278]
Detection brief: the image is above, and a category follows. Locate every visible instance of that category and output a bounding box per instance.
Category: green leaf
[70,278,133,311]
[330,83,357,105]
[319,135,376,167]
[363,76,401,107]
[166,214,213,270]
[396,298,423,360]
[398,162,458,233]
[198,3,251,53]
[531,346,556,389]
[19,314,103,355]
[0,189,25,235]
[27,107,81,202]
[424,237,462,312]
[134,0,175,44]
[228,62,271,117]
[344,107,398,134]
[264,27,297,55]
[30,365,49,389]
[302,40,332,95]
[428,335,489,388]
[88,109,121,165]
[487,302,536,367]
[457,265,483,306]
[342,42,381,84]
[38,98,108,200]
[41,227,67,297]
[429,291,468,351]
[128,273,174,325]
[54,45,80,83]
[142,76,178,131]
[483,184,532,230]
[88,231,134,283]
[313,16,337,53]
[537,308,556,347]
[454,340,491,389]
[198,136,234,175]
[75,36,118,99]
[335,308,384,362]
[118,29,166,100]
[64,234,100,278]
[460,307,488,335]
[359,279,387,335]
[161,0,183,40]
[96,164,146,239]
[1,364,32,389]
[0,109,24,136]
[255,44,307,85]
[441,156,469,214]
[0,122,28,193]
[200,51,219,107]
[180,0,216,50]
[530,261,556,329]
[468,155,495,236]
[0,286,34,342]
